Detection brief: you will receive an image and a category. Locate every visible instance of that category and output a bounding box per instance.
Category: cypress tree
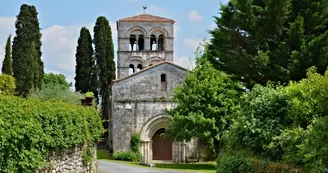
[75,27,94,93]
[12,4,43,96]
[208,0,328,87]
[94,16,115,131]
[1,35,12,75]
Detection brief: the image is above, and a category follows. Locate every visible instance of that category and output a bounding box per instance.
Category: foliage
[113,151,142,162]
[0,94,104,172]
[216,153,253,173]
[75,27,95,95]
[131,133,140,153]
[228,84,291,160]
[85,91,94,97]
[208,0,328,87]
[299,116,328,172]
[1,35,12,75]
[12,4,44,96]
[29,83,83,105]
[165,48,242,156]
[44,73,72,90]
[285,67,328,128]
[82,144,95,166]
[94,16,115,137]
[0,74,16,95]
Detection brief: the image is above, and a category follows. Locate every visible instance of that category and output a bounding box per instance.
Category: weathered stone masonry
[109,14,199,164]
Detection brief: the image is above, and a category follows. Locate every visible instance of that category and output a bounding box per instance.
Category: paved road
[98,160,187,173]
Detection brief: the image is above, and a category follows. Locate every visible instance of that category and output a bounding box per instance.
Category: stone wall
[39,145,97,173]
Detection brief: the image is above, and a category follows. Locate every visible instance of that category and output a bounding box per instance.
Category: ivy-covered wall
[0,94,103,172]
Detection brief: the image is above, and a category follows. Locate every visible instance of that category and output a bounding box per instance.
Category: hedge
[0,94,104,172]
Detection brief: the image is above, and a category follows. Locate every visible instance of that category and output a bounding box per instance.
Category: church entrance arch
[152,128,172,160]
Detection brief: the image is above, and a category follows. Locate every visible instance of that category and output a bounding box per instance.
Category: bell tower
[116,14,175,78]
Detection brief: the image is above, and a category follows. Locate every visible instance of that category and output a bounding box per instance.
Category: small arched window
[138,35,144,51]
[158,35,164,51]
[129,64,135,74]
[137,64,143,72]
[150,35,157,51]
[129,35,137,51]
[161,74,166,91]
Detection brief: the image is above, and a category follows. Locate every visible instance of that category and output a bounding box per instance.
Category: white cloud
[188,10,203,22]
[174,56,195,70]
[184,38,202,52]
[0,16,118,85]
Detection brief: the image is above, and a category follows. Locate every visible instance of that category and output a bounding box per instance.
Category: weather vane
[143,6,147,14]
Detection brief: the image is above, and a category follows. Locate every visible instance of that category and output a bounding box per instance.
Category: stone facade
[116,14,174,78]
[39,145,97,173]
[110,14,199,164]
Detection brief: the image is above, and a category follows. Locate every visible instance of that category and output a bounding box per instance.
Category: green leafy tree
[228,84,291,160]
[0,74,16,95]
[12,4,44,97]
[94,16,115,131]
[285,67,328,128]
[75,27,95,94]
[165,49,242,157]
[44,73,72,90]
[1,35,12,75]
[208,0,328,87]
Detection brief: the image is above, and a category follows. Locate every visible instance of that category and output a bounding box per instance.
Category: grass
[97,149,216,173]
[97,149,110,159]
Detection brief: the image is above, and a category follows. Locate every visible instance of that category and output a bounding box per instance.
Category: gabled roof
[118,14,175,23]
[111,61,187,86]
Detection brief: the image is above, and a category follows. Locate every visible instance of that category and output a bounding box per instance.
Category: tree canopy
[208,0,328,87]
[93,16,115,135]
[1,35,12,75]
[74,27,95,94]
[165,49,242,156]
[12,4,44,96]
[44,73,72,90]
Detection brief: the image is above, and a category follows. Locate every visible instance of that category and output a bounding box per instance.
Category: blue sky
[0,0,228,83]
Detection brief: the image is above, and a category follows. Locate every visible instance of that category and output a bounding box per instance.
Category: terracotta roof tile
[118,14,175,23]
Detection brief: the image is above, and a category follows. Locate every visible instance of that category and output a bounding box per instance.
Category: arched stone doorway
[139,114,185,164]
[152,128,172,160]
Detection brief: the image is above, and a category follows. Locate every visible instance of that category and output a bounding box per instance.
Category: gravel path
[98,160,188,173]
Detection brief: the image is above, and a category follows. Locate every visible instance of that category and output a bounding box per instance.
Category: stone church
[109,13,198,164]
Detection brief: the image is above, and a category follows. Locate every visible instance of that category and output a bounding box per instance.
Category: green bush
[216,153,254,173]
[0,74,15,95]
[228,84,291,160]
[0,94,104,172]
[113,151,142,162]
[131,133,140,153]
[29,83,83,105]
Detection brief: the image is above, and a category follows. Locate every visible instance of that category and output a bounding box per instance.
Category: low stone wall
[39,145,97,173]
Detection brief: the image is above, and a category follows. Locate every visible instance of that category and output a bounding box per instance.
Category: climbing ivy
[0,94,104,172]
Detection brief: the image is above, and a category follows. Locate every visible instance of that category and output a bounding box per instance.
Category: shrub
[29,83,83,105]
[0,74,15,95]
[228,84,290,160]
[131,133,140,153]
[0,95,104,172]
[113,151,142,162]
[216,153,253,173]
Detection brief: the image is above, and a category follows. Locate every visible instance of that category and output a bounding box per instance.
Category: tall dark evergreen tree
[94,16,115,132]
[1,35,12,75]
[74,27,94,94]
[12,4,44,96]
[208,0,328,87]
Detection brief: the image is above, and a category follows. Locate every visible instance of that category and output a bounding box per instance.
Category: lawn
[97,149,216,173]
